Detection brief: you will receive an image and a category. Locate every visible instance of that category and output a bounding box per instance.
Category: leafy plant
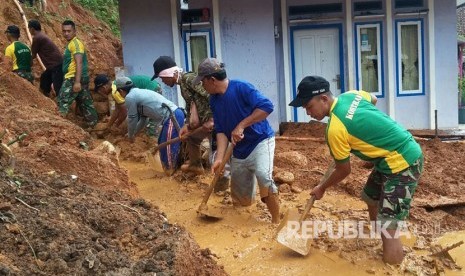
[459,77,465,107]
[72,0,120,36]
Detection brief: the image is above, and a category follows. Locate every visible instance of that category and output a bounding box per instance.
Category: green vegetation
[459,77,465,107]
[73,0,120,36]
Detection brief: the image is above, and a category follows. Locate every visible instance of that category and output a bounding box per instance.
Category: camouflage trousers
[14,70,33,83]
[58,78,98,127]
[361,155,424,229]
[145,119,161,137]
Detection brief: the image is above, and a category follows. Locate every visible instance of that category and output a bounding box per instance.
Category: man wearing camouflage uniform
[290,75,424,264]
[152,56,213,175]
[58,20,97,127]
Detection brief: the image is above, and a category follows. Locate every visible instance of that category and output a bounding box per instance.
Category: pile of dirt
[0,0,123,79]
[0,1,226,275]
[277,123,465,235]
[0,167,225,275]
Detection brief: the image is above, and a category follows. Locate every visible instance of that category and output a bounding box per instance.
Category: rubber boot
[265,193,280,224]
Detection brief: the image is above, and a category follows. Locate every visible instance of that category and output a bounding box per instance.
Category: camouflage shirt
[180,72,212,124]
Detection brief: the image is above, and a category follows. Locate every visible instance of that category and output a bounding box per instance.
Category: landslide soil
[0,1,225,275]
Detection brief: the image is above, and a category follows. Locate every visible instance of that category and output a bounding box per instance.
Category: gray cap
[193,58,225,85]
[114,77,133,90]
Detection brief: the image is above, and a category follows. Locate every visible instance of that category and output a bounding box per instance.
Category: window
[183,31,212,72]
[396,20,424,96]
[355,23,383,97]
[395,0,424,9]
[289,3,343,20]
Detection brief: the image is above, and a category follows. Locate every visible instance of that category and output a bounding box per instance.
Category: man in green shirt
[3,25,33,83]
[58,20,98,127]
[290,76,423,264]
[94,74,162,134]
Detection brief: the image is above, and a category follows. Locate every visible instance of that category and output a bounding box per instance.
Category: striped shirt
[5,41,32,72]
[62,37,88,79]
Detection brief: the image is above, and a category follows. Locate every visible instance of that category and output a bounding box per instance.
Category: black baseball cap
[289,76,330,107]
[151,56,177,80]
[94,74,110,90]
[5,25,20,36]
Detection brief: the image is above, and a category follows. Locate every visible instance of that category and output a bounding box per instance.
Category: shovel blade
[197,203,223,220]
[276,209,312,256]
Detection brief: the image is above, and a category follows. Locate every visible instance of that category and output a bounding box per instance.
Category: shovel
[197,143,233,220]
[276,162,335,255]
[152,126,204,153]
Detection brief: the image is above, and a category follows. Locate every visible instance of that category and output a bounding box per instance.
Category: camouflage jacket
[180,72,212,124]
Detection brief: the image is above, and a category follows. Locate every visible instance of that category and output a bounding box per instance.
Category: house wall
[119,0,173,76]
[118,0,459,130]
[218,0,280,130]
[434,0,458,128]
[119,0,181,103]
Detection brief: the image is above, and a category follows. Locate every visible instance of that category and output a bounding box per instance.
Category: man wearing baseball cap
[196,58,279,224]
[290,75,424,264]
[152,56,213,175]
[114,77,185,174]
[3,25,33,83]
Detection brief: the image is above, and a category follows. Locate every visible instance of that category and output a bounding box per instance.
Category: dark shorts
[361,155,424,229]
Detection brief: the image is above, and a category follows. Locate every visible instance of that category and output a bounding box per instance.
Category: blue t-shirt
[210,79,274,159]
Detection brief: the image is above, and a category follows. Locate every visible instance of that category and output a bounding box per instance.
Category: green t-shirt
[62,37,88,79]
[326,90,422,174]
[130,75,161,92]
[5,41,32,72]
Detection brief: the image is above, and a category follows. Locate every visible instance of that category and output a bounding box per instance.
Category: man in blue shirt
[193,58,279,223]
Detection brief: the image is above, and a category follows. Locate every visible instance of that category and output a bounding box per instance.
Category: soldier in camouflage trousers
[58,77,98,127]
[290,75,424,265]
[58,20,98,128]
[152,56,214,175]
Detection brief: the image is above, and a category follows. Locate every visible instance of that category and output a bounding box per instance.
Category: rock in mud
[290,185,302,193]
[278,184,291,193]
[275,151,308,167]
[274,171,295,184]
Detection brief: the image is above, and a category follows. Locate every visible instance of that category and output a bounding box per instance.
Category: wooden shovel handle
[153,126,203,152]
[299,162,336,222]
[200,144,234,205]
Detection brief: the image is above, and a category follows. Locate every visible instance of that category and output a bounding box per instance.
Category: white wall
[119,0,174,76]
[219,0,280,130]
[434,0,459,128]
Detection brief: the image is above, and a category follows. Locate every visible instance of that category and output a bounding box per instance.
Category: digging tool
[162,103,181,133]
[197,143,234,220]
[152,126,204,153]
[276,162,335,256]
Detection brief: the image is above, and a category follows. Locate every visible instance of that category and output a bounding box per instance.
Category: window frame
[182,29,214,72]
[395,19,425,96]
[354,22,384,97]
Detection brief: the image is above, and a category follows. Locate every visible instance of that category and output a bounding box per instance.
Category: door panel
[292,28,341,122]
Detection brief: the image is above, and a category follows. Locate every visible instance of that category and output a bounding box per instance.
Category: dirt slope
[0,1,225,275]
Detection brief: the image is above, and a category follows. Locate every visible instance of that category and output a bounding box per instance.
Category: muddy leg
[382,229,404,264]
[264,193,280,224]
